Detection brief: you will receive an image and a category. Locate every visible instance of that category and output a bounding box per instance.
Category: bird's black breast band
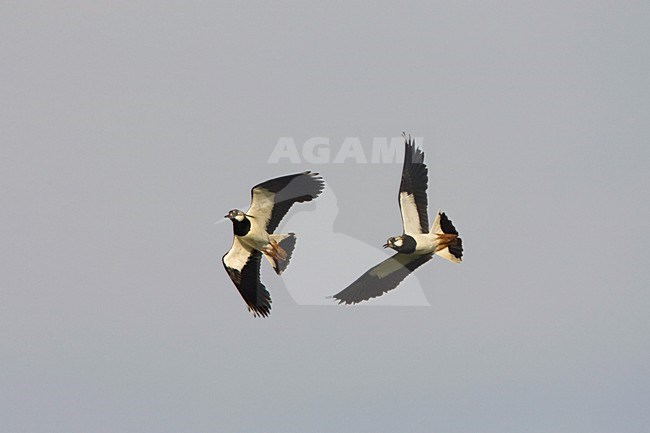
[232,217,251,237]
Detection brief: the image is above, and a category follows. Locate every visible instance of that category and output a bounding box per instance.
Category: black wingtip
[277,171,325,202]
[327,294,354,305]
[331,294,353,305]
[403,133,425,166]
[250,305,271,318]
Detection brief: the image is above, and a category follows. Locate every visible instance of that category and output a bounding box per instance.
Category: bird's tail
[431,210,463,263]
[263,233,297,275]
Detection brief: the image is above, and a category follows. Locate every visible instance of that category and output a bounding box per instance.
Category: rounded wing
[399,134,430,235]
[247,171,324,234]
[331,252,433,304]
[222,237,272,317]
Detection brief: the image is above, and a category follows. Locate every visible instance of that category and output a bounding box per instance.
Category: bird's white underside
[247,188,276,230]
[223,237,252,272]
[399,191,423,235]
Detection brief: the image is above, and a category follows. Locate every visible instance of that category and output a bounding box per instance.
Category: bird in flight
[222,171,324,317]
[332,133,462,304]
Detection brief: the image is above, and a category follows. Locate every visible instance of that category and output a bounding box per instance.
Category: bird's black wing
[332,252,433,304]
[247,171,324,234]
[222,237,271,317]
[398,134,430,235]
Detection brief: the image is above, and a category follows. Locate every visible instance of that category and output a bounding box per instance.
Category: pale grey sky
[1,2,649,432]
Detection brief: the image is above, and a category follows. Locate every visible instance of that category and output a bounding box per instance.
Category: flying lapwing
[332,133,462,304]
[222,171,324,317]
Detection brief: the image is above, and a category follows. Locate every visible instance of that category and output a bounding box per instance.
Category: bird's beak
[224,214,230,219]
[382,242,390,249]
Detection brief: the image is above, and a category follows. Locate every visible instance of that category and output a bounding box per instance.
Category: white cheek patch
[394,238,403,247]
[235,213,245,222]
